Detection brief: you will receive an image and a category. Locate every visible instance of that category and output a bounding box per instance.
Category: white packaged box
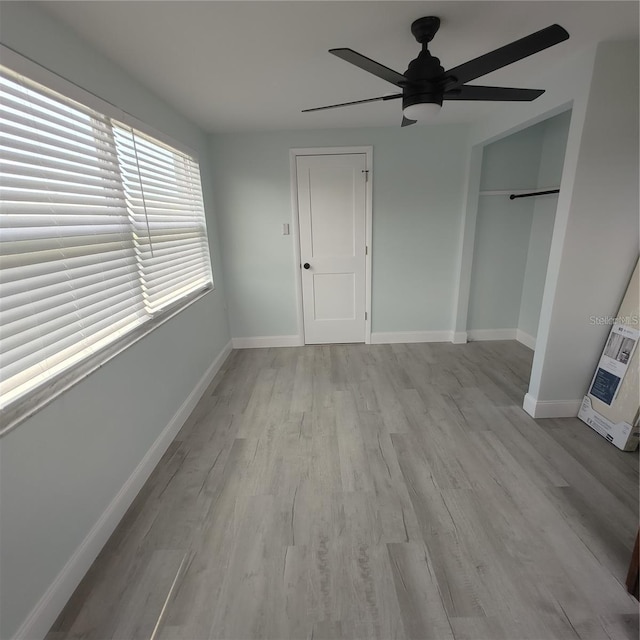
[578,396,639,451]
[578,260,639,451]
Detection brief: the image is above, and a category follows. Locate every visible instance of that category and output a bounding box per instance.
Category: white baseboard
[467,328,536,350]
[232,335,303,349]
[516,329,536,350]
[467,328,517,341]
[523,392,582,418]
[13,340,233,640]
[370,331,453,344]
[231,330,532,350]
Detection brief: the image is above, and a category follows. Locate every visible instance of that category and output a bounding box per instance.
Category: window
[112,124,212,314]
[0,64,213,423]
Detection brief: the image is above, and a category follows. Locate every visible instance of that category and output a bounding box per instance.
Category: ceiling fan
[303,17,569,126]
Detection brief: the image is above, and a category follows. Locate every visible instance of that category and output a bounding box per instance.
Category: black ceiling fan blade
[302,93,402,113]
[329,48,407,87]
[444,85,544,101]
[401,116,416,127]
[443,24,569,90]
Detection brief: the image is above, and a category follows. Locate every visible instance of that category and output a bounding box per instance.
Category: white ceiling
[41,1,639,133]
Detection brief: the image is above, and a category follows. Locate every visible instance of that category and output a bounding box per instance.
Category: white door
[296,153,367,344]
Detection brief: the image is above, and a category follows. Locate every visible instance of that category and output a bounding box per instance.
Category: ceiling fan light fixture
[304,20,569,127]
[402,101,442,121]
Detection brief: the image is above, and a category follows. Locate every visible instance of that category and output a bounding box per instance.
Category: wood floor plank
[47,341,639,640]
[387,541,454,640]
[335,390,374,493]
[391,434,488,618]
[542,417,639,508]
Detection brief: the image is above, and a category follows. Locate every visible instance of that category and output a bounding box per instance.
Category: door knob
[303,263,310,269]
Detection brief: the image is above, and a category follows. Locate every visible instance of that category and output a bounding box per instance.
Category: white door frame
[290,146,373,345]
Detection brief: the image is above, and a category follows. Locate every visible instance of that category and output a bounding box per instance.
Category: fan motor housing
[404,50,444,82]
[402,90,443,110]
[403,50,445,109]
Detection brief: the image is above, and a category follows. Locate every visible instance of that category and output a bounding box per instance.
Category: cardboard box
[579,259,639,451]
[578,396,639,451]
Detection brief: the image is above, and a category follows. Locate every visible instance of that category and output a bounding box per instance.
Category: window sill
[0,285,213,438]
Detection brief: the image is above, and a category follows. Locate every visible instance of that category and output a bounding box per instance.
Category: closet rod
[509,189,559,200]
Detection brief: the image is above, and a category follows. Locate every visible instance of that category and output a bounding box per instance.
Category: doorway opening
[465,110,572,385]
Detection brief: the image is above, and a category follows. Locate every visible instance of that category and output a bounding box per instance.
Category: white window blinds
[112,124,213,314]
[0,66,213,415]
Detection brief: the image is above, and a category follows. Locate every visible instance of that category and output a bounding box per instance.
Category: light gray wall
[478,125,545,191]
[467,124,544,331]
[0,3,230,638]
[536,111,573,189]
[530,40,639,406]
[210,126,471,337]
[518,111,571,339]
[467,196,535,330]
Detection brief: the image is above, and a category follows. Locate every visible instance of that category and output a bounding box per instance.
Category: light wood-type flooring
[48,341,639,640]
